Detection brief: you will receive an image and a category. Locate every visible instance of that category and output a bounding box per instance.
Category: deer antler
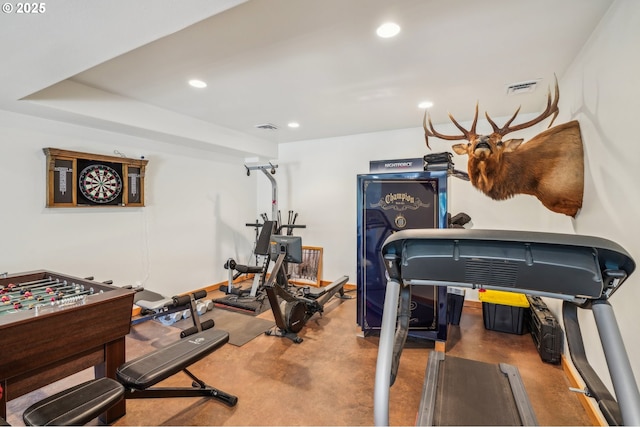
[485,75,560,137]
[424,103,479,148]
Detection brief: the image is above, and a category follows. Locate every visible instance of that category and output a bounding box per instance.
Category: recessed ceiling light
[188,79,207,88]
[376,22,401,38]
[418,101,434,109]
[287,122,300,128]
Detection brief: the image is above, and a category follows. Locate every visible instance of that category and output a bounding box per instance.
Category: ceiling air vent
[255,123,278,131]
[506,79,540,95]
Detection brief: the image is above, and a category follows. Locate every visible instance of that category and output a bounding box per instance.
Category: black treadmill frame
[374,229,639,426]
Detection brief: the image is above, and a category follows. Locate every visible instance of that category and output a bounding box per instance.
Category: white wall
[0,110,259,297]
[276,0,639,405]
[559,0,640,397]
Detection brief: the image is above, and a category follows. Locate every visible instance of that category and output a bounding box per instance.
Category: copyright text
[2,3,46,13]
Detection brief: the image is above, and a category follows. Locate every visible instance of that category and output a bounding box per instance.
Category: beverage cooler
[356,170,449,341]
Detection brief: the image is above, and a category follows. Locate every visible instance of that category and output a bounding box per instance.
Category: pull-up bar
[245,162,279,222]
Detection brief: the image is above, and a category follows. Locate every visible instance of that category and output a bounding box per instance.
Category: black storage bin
[482,303,527,335]
[479,290,529,335]
[526,295,563,364]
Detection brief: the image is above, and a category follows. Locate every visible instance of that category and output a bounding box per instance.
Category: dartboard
[78,164,123,204]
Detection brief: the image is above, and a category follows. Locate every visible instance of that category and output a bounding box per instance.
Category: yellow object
[478,290,530,308]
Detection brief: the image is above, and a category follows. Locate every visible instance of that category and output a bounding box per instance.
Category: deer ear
[502,139,524,152]
[451,143,468,155]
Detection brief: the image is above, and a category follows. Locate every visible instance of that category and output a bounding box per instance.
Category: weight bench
[22,378,124,426]
[23,319,237,425]
[117,328,237,405]
[132,290,212,327]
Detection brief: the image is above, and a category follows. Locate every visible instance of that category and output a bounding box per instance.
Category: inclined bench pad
[234,264,263,274]
[117,328,229,389]
[22,377,124,426]
[135,298,173,310]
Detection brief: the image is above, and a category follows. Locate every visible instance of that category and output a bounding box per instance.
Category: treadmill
[374,229,640,426]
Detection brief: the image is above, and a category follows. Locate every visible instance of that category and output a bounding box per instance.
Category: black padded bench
[23,377,124,426]
[117,328,237,406]
[22,328,237,426]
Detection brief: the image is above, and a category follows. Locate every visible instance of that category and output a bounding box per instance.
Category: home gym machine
[215,161,305,312]
[218,162,280,300]
[242,161,306,236]
[263,233,350,343]
[374,229,640,426]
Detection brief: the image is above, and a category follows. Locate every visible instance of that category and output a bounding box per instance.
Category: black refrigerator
[356,170,449,342]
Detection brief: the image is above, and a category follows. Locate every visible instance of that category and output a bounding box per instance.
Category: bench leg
[125,368,238,407]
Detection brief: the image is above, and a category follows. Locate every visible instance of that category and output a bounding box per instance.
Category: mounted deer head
[424,76,584,217]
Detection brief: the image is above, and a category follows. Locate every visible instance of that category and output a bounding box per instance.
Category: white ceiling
[1,0,613,155]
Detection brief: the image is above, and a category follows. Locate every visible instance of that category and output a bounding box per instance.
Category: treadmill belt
[418,352,537,426]
[437,357,521,425]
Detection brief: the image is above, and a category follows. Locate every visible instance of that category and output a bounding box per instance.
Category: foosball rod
[1,275,101,293]
[3,277,55,287]
[0,279,62,294]
[1,283,84,302]
[1,289,71,307]
[1,281,72,298]
[27,289,96,311]
[0,301,24,313]
[0,279,78,294]
[0,292,82,312]
[2,287,100,313]
[0,285,89,309]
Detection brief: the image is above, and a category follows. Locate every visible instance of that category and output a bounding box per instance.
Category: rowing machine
[264,234,350,343]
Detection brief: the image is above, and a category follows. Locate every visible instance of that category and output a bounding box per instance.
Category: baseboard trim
[130,278,355,317]
[561,355,606,426]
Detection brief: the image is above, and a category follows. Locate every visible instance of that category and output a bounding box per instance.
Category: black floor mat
[174,308,274,347]
[213,294,270,315]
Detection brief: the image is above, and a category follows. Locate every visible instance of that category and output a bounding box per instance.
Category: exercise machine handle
[192,290,207,300]
[172,295,190,306]
[180,319,215,338]
[172,290,207,307]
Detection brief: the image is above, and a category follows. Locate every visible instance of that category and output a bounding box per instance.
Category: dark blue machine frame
[356,171,449,342]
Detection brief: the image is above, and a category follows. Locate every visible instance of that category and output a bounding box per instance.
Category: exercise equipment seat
[117,327,238,407]
[117,328,227,389]
[22,377,124,426]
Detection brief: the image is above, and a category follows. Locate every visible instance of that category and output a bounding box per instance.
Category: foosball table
[0,270,135,423]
